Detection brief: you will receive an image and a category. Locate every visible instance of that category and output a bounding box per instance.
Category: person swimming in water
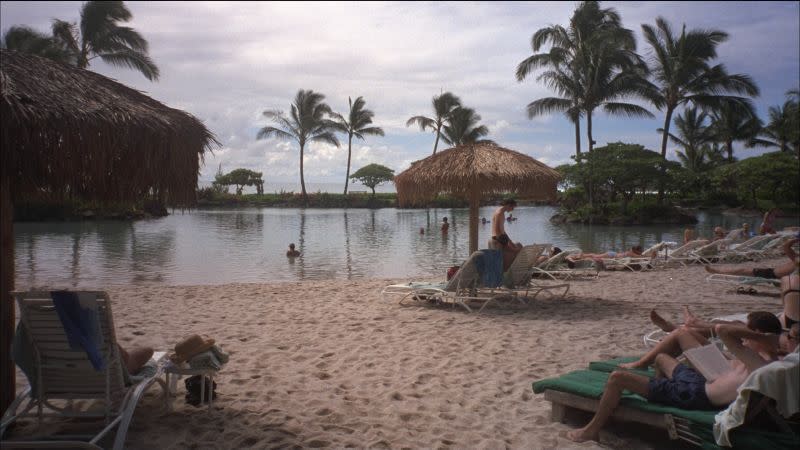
[286,243,300,257]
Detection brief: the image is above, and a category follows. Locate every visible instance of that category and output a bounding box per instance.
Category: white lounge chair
[659,239,709,267]
[1,291,167,450]
[705,274,782,295]
[530,248,597,280]
[398,251,512,313]
[495,244,570,303]
[719,234,780,262]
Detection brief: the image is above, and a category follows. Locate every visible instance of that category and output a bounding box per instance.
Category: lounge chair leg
[551,402,567,423]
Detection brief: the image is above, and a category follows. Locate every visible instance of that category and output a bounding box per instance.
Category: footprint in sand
[315,408,333,416]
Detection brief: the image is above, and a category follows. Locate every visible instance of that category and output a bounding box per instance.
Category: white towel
[713,351,800,447]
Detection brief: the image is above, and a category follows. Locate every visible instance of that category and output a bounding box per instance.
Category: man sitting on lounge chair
[566,312,783,443]
[705,237,798,279]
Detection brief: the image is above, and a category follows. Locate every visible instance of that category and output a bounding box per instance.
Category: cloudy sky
[2,1,798,190]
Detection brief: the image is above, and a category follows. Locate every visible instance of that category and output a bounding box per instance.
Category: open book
[683,344,732,381]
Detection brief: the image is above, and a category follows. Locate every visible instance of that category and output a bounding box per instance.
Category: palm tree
[642,17,759,160]
[440,107,494,147]
[257,89,339,202]
[1,26,72,62]
[331,97,384,195]
[658,107,713,172]
[516,1,653,154]
[708,100,761,162]
[749,100,799,155]
[516,22,585,157]
[50,1,159,81]
[406,92,462,154]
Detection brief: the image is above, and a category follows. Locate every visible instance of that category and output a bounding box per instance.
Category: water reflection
[12,207,799,288]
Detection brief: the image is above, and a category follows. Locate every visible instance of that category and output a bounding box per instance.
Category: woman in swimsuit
[705,237,798,279]
[573,245,645,260]
[779,272,799,330]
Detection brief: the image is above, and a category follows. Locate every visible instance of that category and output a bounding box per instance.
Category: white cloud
[2,1,797,186]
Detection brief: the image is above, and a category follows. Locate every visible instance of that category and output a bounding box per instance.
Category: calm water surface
[14,206,796,288]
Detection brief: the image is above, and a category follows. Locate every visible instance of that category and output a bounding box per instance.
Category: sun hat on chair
[169,334,215,363]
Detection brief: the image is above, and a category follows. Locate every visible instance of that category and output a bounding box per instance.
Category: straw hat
[169,334,215,363]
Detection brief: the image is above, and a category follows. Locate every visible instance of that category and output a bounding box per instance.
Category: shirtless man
[705,237,798,279]
[566,312,782,443]
[286,243,301,257]
[489,199,522,269]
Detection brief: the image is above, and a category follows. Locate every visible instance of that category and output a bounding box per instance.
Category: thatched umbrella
[394,142,560,254]
[0,49,218,411]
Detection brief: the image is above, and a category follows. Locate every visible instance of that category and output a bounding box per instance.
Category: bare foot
[618,361,644,370]
[565,428,598,443]
[650,309,676,332]
[682,305,697,325]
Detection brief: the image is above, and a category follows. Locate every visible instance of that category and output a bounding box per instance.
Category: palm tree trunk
[657,107,675,205]
[344,134,352,195]
[433,126,442,155]
[299,142,307,202]
[574,119,581,157]
[586,113,594,152]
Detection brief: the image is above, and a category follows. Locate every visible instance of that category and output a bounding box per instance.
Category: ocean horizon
[199,180,397,195]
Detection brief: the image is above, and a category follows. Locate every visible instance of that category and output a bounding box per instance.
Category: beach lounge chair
[688,239,733,265]
[658,239,710,267]
[495,244,570,303]
[706,274,782,295]
[530,248,597,280]
[398,250,512,313]
[532,357,800,449]
[720,235,779,262]
[1,291,167,450]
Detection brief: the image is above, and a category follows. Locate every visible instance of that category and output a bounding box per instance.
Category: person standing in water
[286,243,300,257]
[441,217,449,233]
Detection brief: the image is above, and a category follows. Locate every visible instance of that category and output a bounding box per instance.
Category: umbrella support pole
[1,174,14,413]
[469,191,480,254]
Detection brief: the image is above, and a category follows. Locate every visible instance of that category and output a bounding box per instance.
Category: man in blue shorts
[566,312,783,443]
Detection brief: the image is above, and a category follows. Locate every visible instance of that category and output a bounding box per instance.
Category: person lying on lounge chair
[619,311,782,370]
[571,245,652,261]
[119,345,154,374]
[705,237,798,279]
[648,306,746,336]
[566,313,782,443]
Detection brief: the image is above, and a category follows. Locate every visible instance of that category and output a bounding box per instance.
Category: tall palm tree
[257,89,339,202]
[406,92,461,154]
[516,1,653,154]
[331,97,384,195]
[749,100,799,155]
[50,1,159,81]
[1,26,72,62]
[440,107,494,146]
[657,107,713,172]
[642,17,759,160]
[708,100,761,162]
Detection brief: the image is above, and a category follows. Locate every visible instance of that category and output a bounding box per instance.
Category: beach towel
[52,290,105,371]
[713,352,800,447]
[474,249,503,288]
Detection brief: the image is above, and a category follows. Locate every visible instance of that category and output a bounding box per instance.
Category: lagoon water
[13,206,795,288]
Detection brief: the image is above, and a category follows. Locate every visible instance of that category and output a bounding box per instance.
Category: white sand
[11,258,785,449]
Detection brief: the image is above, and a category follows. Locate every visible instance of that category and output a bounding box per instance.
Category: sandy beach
[11,257,786,449]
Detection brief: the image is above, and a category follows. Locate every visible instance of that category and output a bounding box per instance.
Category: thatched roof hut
[394,142,560,253]
[0,49,218,410]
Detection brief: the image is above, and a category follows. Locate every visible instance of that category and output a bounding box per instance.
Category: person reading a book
[620,311,781,370]
[566,312,782,443]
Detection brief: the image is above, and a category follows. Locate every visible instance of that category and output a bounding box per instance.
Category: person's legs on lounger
[619,326,707,370]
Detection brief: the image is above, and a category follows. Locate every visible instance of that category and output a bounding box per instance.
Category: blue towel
[475,249,503,288]
[52,291,105,371]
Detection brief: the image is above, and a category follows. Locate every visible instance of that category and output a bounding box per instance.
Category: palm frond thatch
[0,49,218,206]
[394,142,560,206]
